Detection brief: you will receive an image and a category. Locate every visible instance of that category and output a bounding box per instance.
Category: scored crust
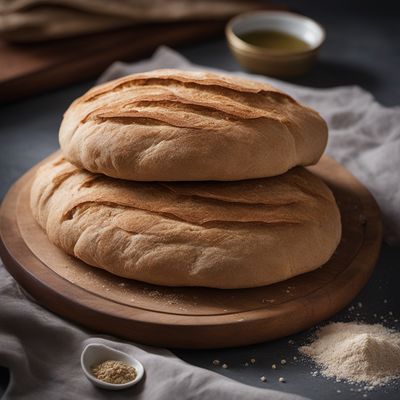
[30,156,342,289]
[59,69,328,181]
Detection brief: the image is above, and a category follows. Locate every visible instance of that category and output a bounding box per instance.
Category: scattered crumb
[384,299,388,304]
[222,364,228,369]
[250,358,256,364]
[261,298,275,304]
[280,359,287,365]
[279,377,285,383]
[260,376,267,382]
[293,356,297,361]
[212,360,220,366]
[244,362,249,367]
[337,389,341,394]
[288,339,294,345]
[272,364,277,369]
[358,302,363,308]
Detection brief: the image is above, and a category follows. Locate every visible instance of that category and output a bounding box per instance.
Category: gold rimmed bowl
[226,11,325,77]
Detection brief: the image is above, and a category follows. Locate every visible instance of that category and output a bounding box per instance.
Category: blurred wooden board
[0,153,382,348]
[0,20,226,103]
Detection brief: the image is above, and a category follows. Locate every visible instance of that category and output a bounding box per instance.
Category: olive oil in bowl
[226,11,325,76]
[240,30,310,53]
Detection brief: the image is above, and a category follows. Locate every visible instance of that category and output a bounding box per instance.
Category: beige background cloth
[0,0,262,41]
[99,46,400,245]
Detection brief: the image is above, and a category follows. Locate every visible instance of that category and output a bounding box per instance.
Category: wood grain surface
[0,21,225,104]
[0,153,382,348]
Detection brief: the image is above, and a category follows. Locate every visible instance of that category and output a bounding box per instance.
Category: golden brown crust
[31,156,341,288]
[59,69,328,181]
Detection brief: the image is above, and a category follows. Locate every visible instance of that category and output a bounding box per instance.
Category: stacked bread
[30,69,341,289]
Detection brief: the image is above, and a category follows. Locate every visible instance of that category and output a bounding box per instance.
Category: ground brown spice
[91,360,136,384]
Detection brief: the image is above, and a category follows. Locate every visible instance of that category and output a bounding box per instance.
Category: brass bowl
[226,11,325,77]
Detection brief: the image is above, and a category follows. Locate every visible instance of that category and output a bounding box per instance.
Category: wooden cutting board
[0,153,382,348]
[0,20,227,104]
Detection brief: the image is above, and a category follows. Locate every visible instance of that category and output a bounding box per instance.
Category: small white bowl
[81,343,144,390]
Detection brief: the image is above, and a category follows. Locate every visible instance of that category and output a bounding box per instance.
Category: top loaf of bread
[60,69,328,181]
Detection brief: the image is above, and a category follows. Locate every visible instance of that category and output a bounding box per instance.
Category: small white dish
[81,343,144,390]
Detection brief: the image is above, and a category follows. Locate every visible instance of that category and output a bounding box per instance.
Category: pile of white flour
[300,322,400,387]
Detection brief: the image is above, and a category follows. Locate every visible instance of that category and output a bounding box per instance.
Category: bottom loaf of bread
[30,156,341,289]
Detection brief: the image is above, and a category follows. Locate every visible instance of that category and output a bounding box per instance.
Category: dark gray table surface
[1,1,399,399]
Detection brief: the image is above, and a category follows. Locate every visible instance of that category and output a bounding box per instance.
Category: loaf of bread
[59,69,328,181]
[30,156,341,288]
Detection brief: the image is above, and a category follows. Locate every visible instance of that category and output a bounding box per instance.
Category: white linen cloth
[99,46,400,245]
[0,267,307,399]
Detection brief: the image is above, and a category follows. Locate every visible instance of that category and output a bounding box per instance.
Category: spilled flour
[300,322,400,387]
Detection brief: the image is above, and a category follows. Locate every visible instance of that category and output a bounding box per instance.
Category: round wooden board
[0,153,382,349]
